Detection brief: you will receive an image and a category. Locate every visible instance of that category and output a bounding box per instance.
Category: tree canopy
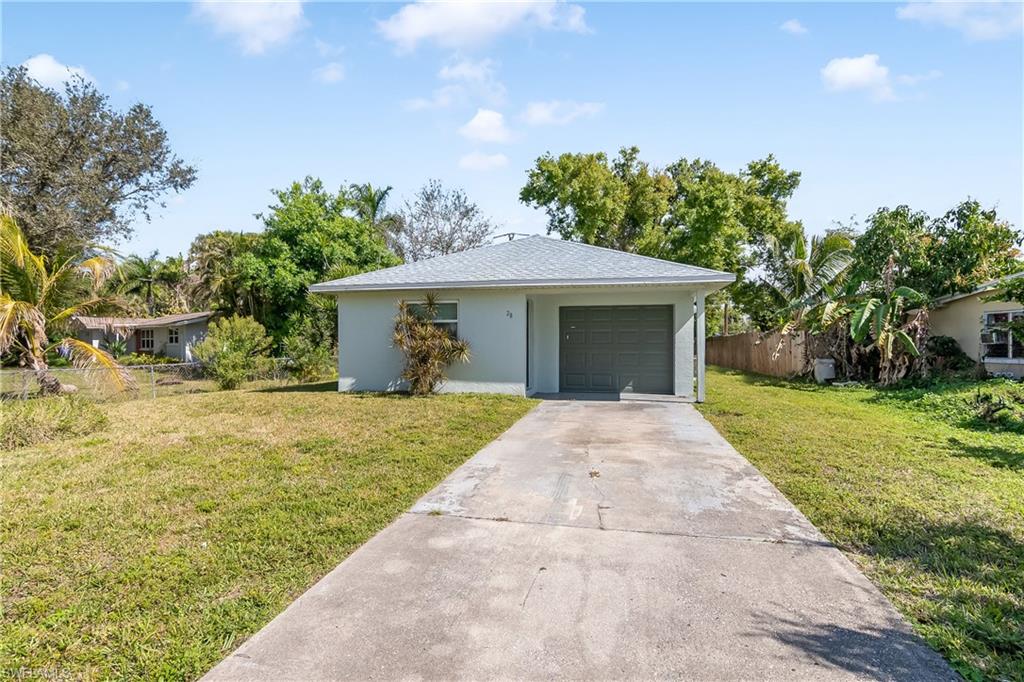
[0,67,196,255]
[520,148,802,329]
[392,179,495,262]
[519,146,672,252]
[233,177,400,340]
[851,200,1022,299]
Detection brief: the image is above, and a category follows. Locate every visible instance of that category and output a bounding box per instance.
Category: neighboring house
[310,236,734,401]
[929,272,1024,378]
[70,312,216,362]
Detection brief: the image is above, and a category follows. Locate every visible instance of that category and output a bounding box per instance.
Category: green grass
[1,384,536,680]
[697,367,1023,681]
[0,395,108,449]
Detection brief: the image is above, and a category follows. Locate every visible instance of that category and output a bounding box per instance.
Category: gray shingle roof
[310,236,735,292]
[71,311,215,331]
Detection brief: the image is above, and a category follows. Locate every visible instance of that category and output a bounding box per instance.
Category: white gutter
[309,274,736,293]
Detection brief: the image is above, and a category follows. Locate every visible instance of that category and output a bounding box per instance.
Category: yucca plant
[0,212,133,395]
[392,293,470,395]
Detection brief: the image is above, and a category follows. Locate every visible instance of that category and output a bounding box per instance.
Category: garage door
[559,305,673,394]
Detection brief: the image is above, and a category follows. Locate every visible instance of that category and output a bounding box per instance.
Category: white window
[981,311,1024,360]
[167,327,180,344]
[407,301,458,337]
[138,329,154,352]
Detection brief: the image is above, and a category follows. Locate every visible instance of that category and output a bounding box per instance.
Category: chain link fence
[0,359,295,403]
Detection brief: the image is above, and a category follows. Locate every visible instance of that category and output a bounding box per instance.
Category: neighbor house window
[407,301,458,336]
[981,311,1023,360]
[138,329,154,352]
[167,327,180,344]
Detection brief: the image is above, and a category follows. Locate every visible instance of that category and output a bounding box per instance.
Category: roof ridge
[540,237,732,277]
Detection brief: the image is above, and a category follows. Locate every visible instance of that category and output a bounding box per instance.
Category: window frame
[406,300,459,337]
[167,327,180,345]
[981,310,1024,362]
[137,328,154,352]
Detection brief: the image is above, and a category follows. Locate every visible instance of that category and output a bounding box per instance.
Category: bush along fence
[706,330,808,378]
[0,359,295,402]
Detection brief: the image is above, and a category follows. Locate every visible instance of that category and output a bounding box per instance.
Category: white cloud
[314,38,344,58]
[821,54,943,101]
[779,19,808,35]
[897,1,1024,41]
[403,84,464,110]
[522,100,603,126]
[440,56,495,83]
[114,79,131,91]
[404,56,506,111]
[458,151,509,171]
[896,69,943,86]
[313,62,345,84]
[193,1,305,55]
[378,1,589,52]
[821,54,894,101]
[459,108,512,142]
[21,54,94,89]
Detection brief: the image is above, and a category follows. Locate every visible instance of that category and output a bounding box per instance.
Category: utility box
[813,358,836,384]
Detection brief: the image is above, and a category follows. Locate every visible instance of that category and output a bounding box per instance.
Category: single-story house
[310,236,734,401]
[70,311,216,362]
[929,272,1023,379]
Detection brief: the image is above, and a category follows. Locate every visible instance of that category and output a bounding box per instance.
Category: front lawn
[1,385,535,680]
[698,367,1023,681]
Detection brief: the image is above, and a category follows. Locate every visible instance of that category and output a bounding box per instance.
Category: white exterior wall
[527,286,699,398]
[931,291,1024,378]
[175,321,209,361]
[336,290,528,395]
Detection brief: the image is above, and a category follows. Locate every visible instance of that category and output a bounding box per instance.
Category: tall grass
[1,395,108,449]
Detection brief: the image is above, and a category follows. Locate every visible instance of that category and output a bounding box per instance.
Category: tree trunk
[30,353,66,395]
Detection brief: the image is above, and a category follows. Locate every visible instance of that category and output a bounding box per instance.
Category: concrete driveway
[204,400,954,681]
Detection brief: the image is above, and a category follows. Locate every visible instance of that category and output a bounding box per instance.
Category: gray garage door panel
[559,305,673,394]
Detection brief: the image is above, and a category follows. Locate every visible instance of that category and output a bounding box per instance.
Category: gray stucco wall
[336,289,528,395]
[334,285,705,398]
[75,319,209,361]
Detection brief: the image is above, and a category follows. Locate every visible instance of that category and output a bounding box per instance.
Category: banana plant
[848,285,927,364]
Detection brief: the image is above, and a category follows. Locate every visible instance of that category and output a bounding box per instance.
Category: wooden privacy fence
[706,330,808,378]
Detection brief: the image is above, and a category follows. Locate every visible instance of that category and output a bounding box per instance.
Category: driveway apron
[204,400,954,681]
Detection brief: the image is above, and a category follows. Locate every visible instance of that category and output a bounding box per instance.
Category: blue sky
[4,1,1022,257]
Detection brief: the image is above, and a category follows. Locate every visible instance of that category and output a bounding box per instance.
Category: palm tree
[348,183,393,227]
[348,183,403,253]
[119,251,182,315]
[186,231,258,315]
[770,228,855,337]
[0,213,133,394]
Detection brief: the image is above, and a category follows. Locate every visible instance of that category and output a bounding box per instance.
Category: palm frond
[0,295,46,355]
[79,256,118,291]
[55,337,136,391]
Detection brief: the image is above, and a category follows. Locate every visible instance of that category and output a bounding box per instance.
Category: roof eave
[931,270,1024,307]
[310,275,736,294]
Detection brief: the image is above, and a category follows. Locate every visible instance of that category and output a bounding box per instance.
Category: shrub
[0,395,108,449]
[103,338,128,357]
[392,294,470,395]
[117,353,179,366]
[193,315,274,390]
[926,335,975,372]
[283,326,335,384]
